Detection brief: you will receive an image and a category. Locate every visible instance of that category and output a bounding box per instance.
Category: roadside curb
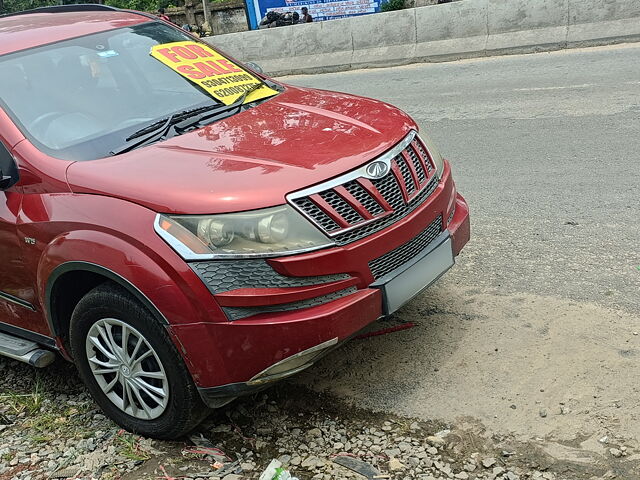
[205,0,640,76]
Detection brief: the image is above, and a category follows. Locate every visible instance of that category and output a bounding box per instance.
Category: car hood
[66,85,416,215]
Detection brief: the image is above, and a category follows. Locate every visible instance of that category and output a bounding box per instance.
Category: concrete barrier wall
[205,0,640,76]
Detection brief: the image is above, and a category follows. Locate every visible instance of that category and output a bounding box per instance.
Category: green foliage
[0,378,44,415]
[114,433,152,461]
[0,0,170,14]
[104,0,169,12]
[380,0,404,11]
[0,0,58,15]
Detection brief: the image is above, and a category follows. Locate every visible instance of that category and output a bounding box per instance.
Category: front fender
[20,193,224,330]
[38,230,216,329]
[26,194,228,382]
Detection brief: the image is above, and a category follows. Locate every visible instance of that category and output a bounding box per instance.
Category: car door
[0,140,39,330]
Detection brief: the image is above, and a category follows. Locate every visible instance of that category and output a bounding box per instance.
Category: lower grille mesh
[223,287,357,321]
[369,216,443,280]
[190,260,349,294]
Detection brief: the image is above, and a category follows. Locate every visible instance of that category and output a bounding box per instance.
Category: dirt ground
[293,278,640,476]
[302,282,640,441]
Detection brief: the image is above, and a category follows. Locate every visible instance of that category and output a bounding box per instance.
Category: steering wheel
[29,112,67,136]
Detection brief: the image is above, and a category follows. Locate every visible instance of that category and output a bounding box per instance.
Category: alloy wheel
[85,318,169,420]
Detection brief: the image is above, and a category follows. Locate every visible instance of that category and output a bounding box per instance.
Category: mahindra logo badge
[365,160,390,179]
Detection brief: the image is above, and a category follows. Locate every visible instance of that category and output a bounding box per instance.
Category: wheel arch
[46,262,169,354]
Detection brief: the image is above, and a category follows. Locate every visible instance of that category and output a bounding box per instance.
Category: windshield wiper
[110,83,268,156]
[110,107,209,156]
[123,104,220,142]
[173,83,265,131]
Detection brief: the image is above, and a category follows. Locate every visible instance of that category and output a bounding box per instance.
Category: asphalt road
[282,44,640,458]
[282,43,640,314]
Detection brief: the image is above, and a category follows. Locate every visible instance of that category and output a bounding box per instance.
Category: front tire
[69,283,209,439]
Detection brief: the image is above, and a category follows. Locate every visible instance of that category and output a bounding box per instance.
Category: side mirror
[0,142,19,191]
[245,62,264,74]
[0,170,17,190]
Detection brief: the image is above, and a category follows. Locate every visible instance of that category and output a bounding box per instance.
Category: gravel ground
[1,349,635,480]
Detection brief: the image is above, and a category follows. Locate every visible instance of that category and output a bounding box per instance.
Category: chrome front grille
[397,155,416,195]
[344,180,384,216]
[288,131,439,246]
[293,197,340,232]
[371,173,404,210]
[407,145,427,184]
[369,215,443,280]
[319,189,364,225]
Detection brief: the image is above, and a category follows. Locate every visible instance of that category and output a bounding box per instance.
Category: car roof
[0,9,151,57]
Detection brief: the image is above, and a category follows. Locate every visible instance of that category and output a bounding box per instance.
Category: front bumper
[170,162,470,406]
[172,288,383,406]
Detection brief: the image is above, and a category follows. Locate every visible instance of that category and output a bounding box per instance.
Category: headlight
[155,205,334,259]
[417,131,445,179]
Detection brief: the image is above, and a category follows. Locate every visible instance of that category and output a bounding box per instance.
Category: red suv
[0,5,470,438]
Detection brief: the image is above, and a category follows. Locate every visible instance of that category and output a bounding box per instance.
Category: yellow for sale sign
[151,41,278,106]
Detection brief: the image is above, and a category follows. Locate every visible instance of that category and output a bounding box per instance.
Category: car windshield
[0,22,275,161]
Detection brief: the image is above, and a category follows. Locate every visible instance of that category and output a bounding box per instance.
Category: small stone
[398,442,411,452]
[426,436,446,447]
[609,448,622,458]
[389,458,404,471]
[493,466,505,475]
[482,458,497,468]
[539,409,547,418]
[454,473,469,479]
[302,456,320,468]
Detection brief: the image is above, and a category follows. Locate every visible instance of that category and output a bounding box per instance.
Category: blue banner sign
[246,0,381,29]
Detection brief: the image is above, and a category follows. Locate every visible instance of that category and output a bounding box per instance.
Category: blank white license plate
[378,235,454,315]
